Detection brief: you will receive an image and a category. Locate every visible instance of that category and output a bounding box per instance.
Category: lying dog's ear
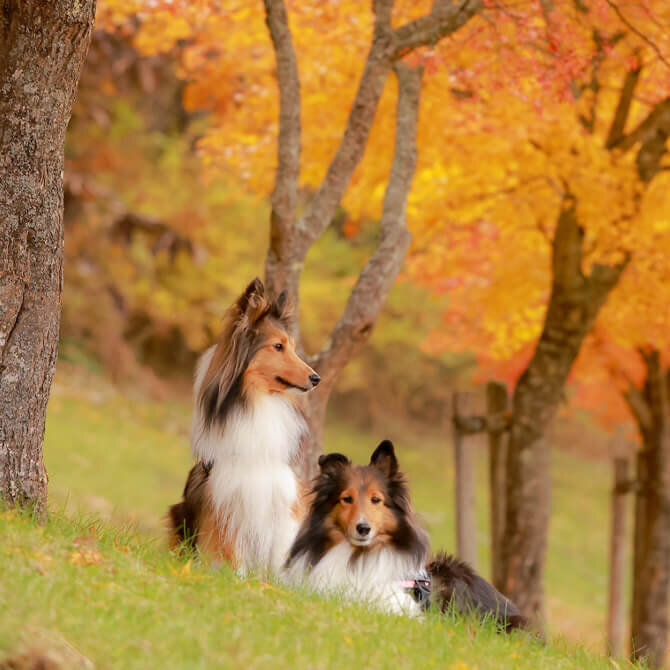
[318,452,350,477]
[237,277,265,315]
[370,440,398,478]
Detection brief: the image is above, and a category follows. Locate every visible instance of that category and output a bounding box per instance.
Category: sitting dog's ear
[370,440,398,478]
[270,289,291,323]
[237,277,265,315]
[318,452,350,477]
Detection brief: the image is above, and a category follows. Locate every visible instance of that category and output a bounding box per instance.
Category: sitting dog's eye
[274,342,283,351]
[341,496,353,504]
[371,496,381,504]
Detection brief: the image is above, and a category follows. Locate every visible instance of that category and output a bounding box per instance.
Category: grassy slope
[0,368,632,668]
[1,510,621,670]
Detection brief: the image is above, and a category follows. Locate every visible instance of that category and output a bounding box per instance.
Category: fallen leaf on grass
[169,559,202,580]
[69,550,104,566]
[73,535,98,549]
[258,582,287,595]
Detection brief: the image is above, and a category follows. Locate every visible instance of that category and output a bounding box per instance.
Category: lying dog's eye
[274,342,283,351]
[371,496,381,504]
[341,496,353,504]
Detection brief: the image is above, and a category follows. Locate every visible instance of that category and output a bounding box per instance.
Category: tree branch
[604,0,670,70]
[312,63,423,384]
[551,191,584,291]
[392,0,483,57]
[263,0,302,304]
[605,62,641,149]
[296,4,395,253]
[614,97,670,182]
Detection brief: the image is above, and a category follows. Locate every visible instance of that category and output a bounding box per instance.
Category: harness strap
[399,575,431,610]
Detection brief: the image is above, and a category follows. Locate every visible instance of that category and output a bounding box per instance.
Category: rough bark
[500,195,628,625]
[261,0,482,476]
[0,1,96,514]
[500,61,669,623]
[626,349,670,669]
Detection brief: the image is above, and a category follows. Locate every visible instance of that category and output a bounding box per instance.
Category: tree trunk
[626,349,670,669]
[0,1,96,514]
[261,0,483,476]
[487,380,508,591]
[500,195,627,625]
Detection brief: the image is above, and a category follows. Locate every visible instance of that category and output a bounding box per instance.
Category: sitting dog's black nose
[309,373,321,387]
[356,522,371,536]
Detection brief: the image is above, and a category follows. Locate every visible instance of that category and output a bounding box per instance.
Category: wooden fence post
[452,391,477,568]
[607,456,630,658]
[486,381,508,591]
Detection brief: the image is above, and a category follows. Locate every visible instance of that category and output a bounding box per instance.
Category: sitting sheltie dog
[168,278,320,575]
[285,440,527,630]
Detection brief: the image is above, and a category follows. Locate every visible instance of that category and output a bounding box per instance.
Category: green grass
[0,367,636,668]
[1,509,631,670]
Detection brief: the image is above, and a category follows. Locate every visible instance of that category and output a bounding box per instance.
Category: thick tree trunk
[500,196,626,624]
[626,350,670,669]
[0,1,96,514]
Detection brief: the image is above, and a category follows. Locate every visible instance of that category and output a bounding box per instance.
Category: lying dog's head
[287,440,428,567]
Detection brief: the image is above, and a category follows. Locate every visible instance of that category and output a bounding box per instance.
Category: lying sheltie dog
[168,278,320,575]
[285,440,527,631]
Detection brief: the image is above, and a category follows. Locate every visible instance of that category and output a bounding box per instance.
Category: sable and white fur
[169,278,320,576]
[285,441,430,616]
[286,441,527,631]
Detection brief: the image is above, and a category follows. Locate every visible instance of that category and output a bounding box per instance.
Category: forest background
[3,0,669,665]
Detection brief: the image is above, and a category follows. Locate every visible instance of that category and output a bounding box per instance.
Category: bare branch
[312,63,423,384]
[295,10,394,257]
[604,0,670,70]
[263,0,302,302]
[393,0,484,57]
[295,0,482,255]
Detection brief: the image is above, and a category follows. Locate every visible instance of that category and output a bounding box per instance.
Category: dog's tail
[167,461,211,549]
[427,551,528,632]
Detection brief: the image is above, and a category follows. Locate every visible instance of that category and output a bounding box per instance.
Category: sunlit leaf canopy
[98,0,670,426]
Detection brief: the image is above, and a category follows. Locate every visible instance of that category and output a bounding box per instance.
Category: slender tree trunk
[0,1,96,514]
[625,349,670,669]
[501,196,627,624]
[261,0,483,477]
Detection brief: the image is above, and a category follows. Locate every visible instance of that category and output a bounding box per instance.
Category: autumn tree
[406,1,670,626]
[0,1,97,513]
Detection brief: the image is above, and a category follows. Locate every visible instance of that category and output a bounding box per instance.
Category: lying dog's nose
[356,522,371,536]
[309,373,321,387]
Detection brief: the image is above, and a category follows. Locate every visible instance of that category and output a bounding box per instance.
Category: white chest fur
[286,544,423,617]
[190,349,305,575]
